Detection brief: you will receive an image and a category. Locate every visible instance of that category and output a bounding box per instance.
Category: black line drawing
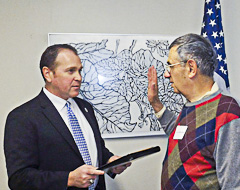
[49,34,185,138]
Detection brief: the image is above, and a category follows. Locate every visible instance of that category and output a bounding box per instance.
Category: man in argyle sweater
[148,33,240,189]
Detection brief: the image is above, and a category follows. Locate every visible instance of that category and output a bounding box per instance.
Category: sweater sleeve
[157,109,178,136]
[214,118,240,189]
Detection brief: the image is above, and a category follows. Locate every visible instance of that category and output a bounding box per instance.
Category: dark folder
[98,146,160,172]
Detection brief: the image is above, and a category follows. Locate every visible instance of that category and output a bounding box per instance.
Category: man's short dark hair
[40,44,78,80]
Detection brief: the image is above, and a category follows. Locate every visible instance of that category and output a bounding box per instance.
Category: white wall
[1,0,239,189]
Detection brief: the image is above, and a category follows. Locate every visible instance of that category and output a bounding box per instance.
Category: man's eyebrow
[66,66,77,70]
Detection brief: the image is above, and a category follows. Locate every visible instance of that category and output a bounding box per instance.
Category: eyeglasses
[164,62,185,73]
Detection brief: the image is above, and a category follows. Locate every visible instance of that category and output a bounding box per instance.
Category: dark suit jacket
[4,90,113,190]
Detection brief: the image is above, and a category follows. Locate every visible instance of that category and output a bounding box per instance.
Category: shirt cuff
[154,106,166,119]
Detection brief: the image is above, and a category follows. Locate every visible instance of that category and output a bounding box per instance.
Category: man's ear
[187,59,198,78]
[42,66,53,82]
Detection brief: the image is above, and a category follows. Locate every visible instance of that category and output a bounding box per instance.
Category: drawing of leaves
[71,39,184,135]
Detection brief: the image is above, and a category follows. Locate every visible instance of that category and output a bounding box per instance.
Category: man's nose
[75,72,82,81]
[164,70,171,78]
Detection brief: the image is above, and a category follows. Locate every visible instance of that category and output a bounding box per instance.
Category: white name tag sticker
[173,125,188,140]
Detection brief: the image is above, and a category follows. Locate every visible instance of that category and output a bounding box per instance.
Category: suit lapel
[74,98,99,137]
[38,91,82,159]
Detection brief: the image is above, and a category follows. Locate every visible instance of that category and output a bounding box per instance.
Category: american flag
[201,0,230,91]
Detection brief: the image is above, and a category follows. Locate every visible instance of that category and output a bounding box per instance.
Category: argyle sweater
[160,92,240,190]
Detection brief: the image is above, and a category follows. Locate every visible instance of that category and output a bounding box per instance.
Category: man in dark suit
[4,44,128,190]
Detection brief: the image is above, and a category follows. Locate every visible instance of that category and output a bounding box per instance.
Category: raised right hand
[147,66,164,113]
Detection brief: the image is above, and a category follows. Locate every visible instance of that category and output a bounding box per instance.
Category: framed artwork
[48,33,184,138]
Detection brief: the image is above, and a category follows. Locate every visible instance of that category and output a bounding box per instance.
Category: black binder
[98,146,160,172]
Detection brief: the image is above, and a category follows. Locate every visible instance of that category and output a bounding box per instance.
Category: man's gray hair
[169,33,218,78]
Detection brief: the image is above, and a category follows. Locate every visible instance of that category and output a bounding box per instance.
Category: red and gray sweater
[159,91,240,190]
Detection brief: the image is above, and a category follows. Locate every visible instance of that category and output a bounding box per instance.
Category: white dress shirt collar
[43,88,67,112]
